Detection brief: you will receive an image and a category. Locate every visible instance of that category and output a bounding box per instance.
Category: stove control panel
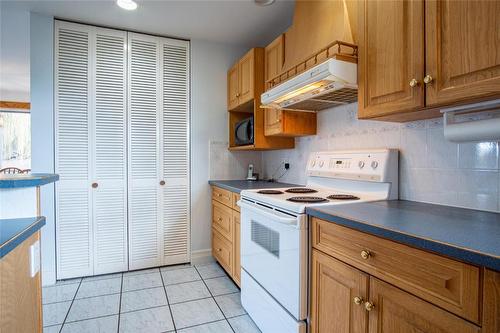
[306,149,398,183]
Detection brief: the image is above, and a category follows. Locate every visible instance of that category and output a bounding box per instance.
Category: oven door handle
[238,200,298,226]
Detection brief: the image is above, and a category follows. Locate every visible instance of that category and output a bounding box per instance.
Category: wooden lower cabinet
[310,218,497,333]
[368,278,479,333]
[310,249,368,333]
[0,232,42,332]
[211,186,241,287]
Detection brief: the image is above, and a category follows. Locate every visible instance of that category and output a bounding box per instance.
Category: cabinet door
[160,38,190,265]
[92,27,128,275]
[358,0,424,119]
[264,35,285,136]
[232,211,241,287]
[227,63,239,110]
[310,250,369,333]
[238,49,254,105]
[425,0,500,106]
[55,21,93,279]
[368,278,480,333]
[128,32,161,270]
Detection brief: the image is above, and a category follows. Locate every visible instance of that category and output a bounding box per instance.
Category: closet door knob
[92,182,98,188]
[160,180,166,186]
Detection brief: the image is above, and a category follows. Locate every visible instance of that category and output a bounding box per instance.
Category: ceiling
[2,0,295,47]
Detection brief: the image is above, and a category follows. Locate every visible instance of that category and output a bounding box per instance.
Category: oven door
[239,199,307,320]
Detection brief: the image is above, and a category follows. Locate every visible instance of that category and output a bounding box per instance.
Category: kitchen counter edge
[209,180,301,193]
[0,173,59,189]
[0,216,46,258]
[307,200,500,272]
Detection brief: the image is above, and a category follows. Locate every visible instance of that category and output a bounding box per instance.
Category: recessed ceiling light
[254,0,275,6]
[117,0,138,10]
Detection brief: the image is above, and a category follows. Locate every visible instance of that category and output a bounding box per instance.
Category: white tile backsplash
[209,141,262,180]
[262,103,500,212]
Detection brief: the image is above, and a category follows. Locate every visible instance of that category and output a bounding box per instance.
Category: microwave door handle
[238,200,297,226]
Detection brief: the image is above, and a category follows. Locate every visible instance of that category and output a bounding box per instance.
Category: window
[0,111,31,171]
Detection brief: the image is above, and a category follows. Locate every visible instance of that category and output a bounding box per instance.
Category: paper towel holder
[441,99,500,142]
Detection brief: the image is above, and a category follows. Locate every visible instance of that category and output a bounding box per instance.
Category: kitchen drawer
[212,186,232,207]
[311,218,480,323]
[232,211,241,287]
[212,229,233,275]
[232,193,241,212]
[212,200,233,242]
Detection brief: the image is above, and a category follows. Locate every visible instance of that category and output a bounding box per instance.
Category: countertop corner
[0,173,59,189]
[208,179,301,193]
[0,216,46,258]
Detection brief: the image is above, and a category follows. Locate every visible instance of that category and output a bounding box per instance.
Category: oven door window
[251,220,279,258]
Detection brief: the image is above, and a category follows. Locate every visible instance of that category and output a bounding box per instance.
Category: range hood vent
[261,58,358,112]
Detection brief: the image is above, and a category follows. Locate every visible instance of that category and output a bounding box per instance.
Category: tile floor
[42,262,261,333]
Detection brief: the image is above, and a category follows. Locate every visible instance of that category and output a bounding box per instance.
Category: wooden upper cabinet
[310,250,369,333]
[368,278,480,333]
[358,0,425,119]
[238,49,255,105]
[265,34,285,86]
[228,63,239,110]
[425,0,500,106]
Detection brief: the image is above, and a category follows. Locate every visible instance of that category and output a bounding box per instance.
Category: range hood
[261,58,357,112]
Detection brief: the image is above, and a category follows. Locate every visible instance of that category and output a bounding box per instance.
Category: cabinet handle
[409,78,419,87]
[92,182,98,188]
[217,217,222,222]
[236,93,240,97]
[364,301,375,312]
[160,180,166,186]
[217,248,222,252]
[360,250,371,260]
[217,193,222,197]
[423,74,433,84]
[353,296,364,305]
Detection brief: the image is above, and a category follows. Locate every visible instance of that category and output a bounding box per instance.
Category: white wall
[30,13,56,286]
[262,103,500,213]
[190,39,262,256]
[0,4,30,101]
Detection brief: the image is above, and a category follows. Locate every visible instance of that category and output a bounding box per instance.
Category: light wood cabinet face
[232,212,241,287]
[264,109,283,136]
[368,278,480,333]
[310,250,369,333]
[228,64,239,110]
[212,200,233,242]
[212,230,233,274]
[358,0,425,118]
[238,50,254,105]
[264,35,285,136]
[425,0,500,106]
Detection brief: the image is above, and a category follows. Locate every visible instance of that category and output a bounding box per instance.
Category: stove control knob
[358,161,365,169]
[311,160,316,167]
[371,161,379,169]
[319,161,325,168]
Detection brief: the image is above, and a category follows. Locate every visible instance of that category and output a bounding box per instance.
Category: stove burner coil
[257,189,284,194]
[287,196,328,203]
[327,194,360,200]
[285,188,318,194]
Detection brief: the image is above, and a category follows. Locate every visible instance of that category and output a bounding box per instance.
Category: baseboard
[190,248,215,265]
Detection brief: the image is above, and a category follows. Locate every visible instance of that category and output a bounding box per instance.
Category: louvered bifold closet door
[55,21,92,279]
[92,27,128,275]
[128,33,162,270]
[160,39,190,265]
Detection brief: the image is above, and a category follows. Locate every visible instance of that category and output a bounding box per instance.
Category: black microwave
[234,116,254,145]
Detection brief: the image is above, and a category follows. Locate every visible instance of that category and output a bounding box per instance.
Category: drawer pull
[360,250,371,260]
[217,248,222,252]
[217,193,222,197]
[353,296,363,305]
[364,301,375,311]
[217,217,222,222]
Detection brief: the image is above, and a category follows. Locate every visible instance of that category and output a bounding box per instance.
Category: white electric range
[238,149,399,333]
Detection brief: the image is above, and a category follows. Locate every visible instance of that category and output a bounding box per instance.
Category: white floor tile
[160,263,193,272]
[123,267,159,277]
[161,267,201,285]
[228,315,262,333]
[215,293,246,318]
[165,280,211,304]
[170,298,224,329]
[43,283,79,304]
[178,320,233,333]
[66,294,120,322]
[83,272,122,282]
[61,315,118,333]
[43,301,72,327]
[76,277,121,299]
[43,324,62,333]
[204,276,238,296]
[120,287,168,313]
[122,272,163,292]
[119,305,174,333]
[196,263,227,279]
